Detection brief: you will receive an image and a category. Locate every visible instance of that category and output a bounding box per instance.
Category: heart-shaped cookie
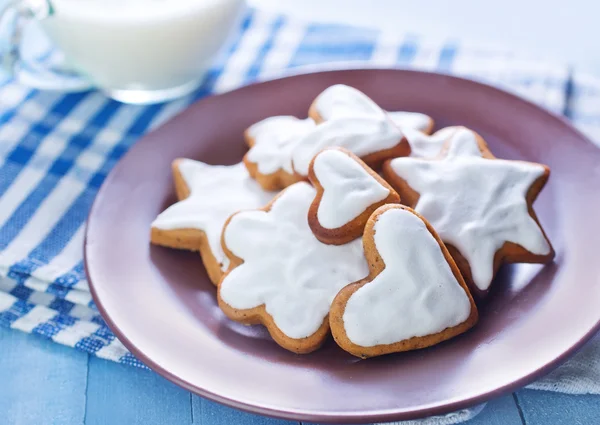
[308,147,400,245]
[330,204,478,358]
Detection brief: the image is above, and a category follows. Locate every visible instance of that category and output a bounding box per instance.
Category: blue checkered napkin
[0,8,580,368]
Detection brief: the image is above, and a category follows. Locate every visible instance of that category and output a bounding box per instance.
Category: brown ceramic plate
[85,69,600,424]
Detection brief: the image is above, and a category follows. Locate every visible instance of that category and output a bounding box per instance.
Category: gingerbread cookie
[309,84,433,135]
[151,160,276,285]
[243,85,432,191]
[307,147,400,245]
[329,204,478,358]
[387,111,435,135]
[383,131,555,298]
[243,116,316,191]
[218,182,369,354]
[290,84,412,176]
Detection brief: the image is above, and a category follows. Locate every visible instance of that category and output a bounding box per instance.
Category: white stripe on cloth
[213,12,279,93]
[0,92,66,157]
[0,291,16,311]
[52,320,100,347]
[258,19,307,76]
[94,338,130,362]
[11,305,57,333]
[0,94,108,266]
[569,72,600,145]
[30,225,85,282]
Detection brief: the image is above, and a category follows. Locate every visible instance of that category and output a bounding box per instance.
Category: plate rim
[85,68,600,424]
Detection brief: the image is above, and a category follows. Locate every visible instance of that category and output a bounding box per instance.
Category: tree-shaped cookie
[291,84,412,177]
[382,130,555,298]
[307,147,400,245]
[243,84,433,191]
[310,84,434,133]
[218,182,369,354]
[330,204,478,358]
[151,160,276,285]
[244,116,316,191]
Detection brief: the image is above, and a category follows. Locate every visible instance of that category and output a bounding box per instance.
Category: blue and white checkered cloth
[1,7,599,406]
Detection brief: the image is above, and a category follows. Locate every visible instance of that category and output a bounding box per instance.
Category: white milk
[40,0,245,95]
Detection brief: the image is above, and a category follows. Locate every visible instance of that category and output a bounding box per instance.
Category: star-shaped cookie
[403,126,474,158]
[383,131,555,297]
[151,159,276,285]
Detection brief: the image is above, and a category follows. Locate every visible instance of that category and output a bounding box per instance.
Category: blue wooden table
[1,326,599,424]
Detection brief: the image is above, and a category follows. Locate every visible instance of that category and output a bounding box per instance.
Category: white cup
[0,0,247,104]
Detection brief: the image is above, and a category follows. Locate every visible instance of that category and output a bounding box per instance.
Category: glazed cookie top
[311,84,387,120]
[387,133,552,291]
[342,206,473,347]
[404,126,469,158]
[292,85,404,175]
[387,111,434,134]
[220,182,369,340]
[313,84,433,133]
[312,148,391,229]
[245,116,316,174]
[151,160,276,270]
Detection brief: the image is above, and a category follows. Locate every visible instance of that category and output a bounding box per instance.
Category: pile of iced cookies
[150,84,554,358]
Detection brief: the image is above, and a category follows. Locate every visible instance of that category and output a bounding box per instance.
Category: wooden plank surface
[193,396,299,425]
[515,390,600,424]
[0,326,87,425]
[86,355,192,425]
[2,327,600,425]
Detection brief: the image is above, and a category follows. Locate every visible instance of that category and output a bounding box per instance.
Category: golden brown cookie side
[243,128,257,148]
[171,159,192,200]
[496,163,555,263]
[149,159,227,286]
[308,101,325,124]
[360,136,412,171]
[216,187,331,354]
[330,204,478,358]
[307,147,401,245]
[381,160,421,208]
[243,153,305,191]
[150,228,223,286]
[420,116,435,135]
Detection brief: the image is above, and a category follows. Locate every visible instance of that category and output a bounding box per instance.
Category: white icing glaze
[292,117,402,176]
[313,149,390,229]
[313,84,384,120]
[342,207,472,347]
[246,116,316,174]
[387,111,433,134]
[245,85,435,179]
[388,134,551,291]
[404,126,466,158]
[220,182,369,340]
[315,84,432,132]
[151,160,276,270]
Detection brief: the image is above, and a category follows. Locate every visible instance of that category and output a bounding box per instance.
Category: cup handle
[0,0,91,91]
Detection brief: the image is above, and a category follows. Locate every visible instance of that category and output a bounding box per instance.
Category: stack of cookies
[150,84,554,358]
